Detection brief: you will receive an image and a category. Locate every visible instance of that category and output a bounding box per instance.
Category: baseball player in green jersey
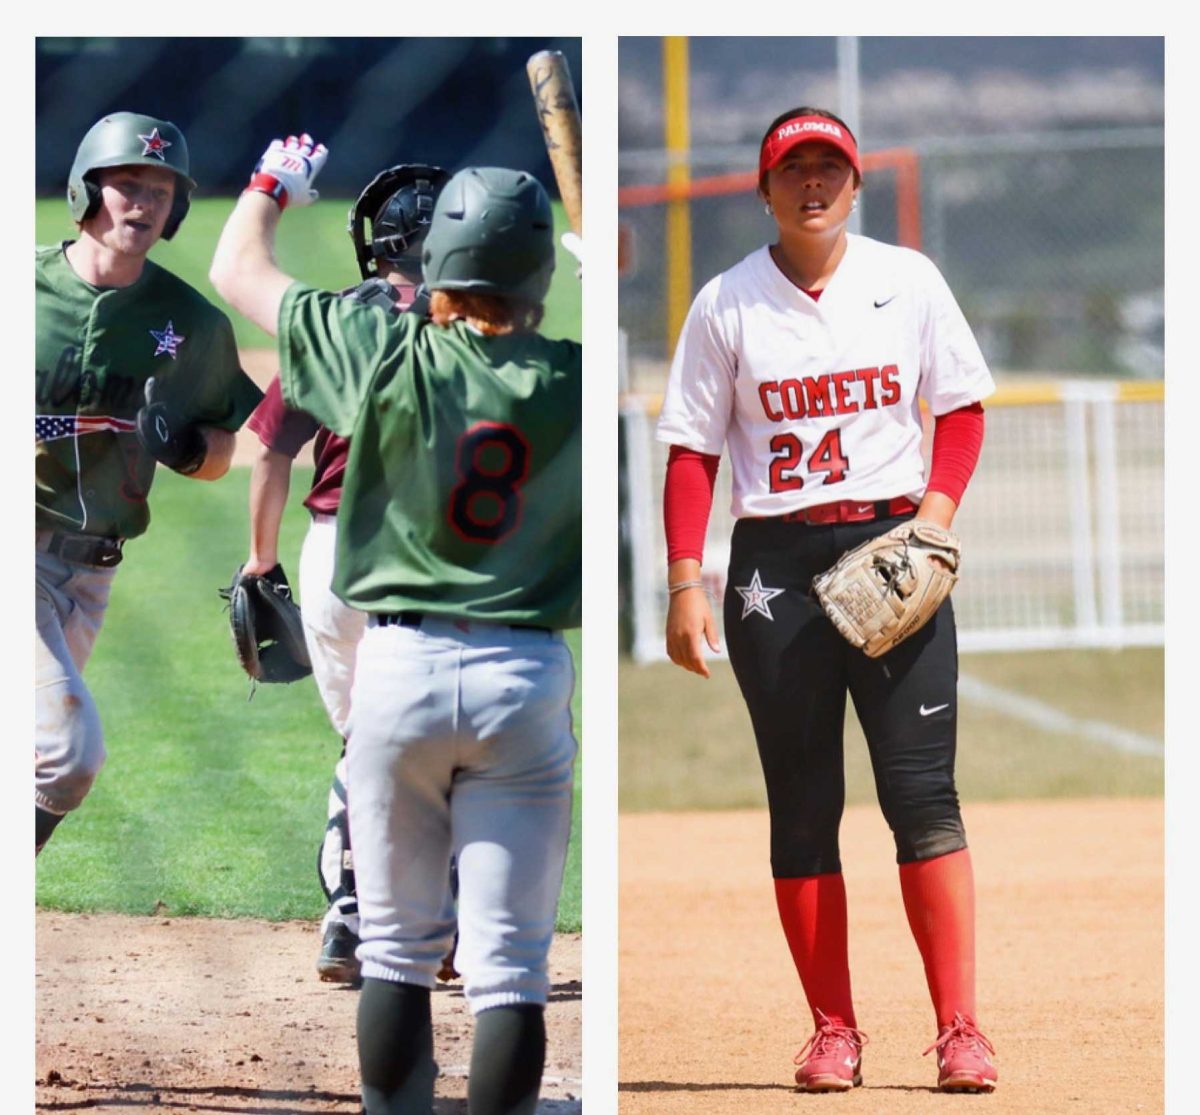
[35,111,263,853]
[239,164,458,987]
[212,133,579,1115]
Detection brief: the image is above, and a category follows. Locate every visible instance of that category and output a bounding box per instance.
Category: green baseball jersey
[279,283,581,629]
[35,243,262,540]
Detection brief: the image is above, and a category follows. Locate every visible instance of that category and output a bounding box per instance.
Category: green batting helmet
[67,112,197,240]
[421,167,556,304]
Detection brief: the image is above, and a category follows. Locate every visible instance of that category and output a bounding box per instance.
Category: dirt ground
[620,797,1163,1114]
[35,916,581,1113]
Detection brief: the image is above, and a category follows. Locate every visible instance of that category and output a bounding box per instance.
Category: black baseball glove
[136,376,207,475]
[219,564,312,684]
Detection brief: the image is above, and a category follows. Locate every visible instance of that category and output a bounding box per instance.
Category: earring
[851,197,859,212]
[764,202,774,216]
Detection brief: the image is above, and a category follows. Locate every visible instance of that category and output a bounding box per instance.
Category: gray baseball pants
[347,616,576,1014]
[35,543,116,815]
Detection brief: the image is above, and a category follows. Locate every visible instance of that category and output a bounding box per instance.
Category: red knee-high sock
[774,874,856,1029]
[898,848,976,1028]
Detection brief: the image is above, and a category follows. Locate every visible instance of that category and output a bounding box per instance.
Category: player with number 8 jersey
[211,135,579,1115]
[279,298,580,625]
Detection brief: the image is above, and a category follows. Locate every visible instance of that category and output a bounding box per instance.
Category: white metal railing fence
[622,380,1163,662]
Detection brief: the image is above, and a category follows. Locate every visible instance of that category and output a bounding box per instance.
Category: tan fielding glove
[812,519,961,658]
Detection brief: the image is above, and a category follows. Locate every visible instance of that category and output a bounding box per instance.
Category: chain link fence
[619,129,1162,388]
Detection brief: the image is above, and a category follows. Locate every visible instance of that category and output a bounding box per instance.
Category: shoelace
[794,1010,869,1066]
[873,546,917,596]
[922,1012,995,1060]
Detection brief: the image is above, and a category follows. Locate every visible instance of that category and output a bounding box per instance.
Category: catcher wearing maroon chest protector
[238,164,459,985]
[657,106,997,1093]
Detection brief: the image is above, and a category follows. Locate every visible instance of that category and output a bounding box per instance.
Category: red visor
[758,115,861,179]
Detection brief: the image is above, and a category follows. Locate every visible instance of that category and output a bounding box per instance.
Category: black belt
[377,611,551,634]
[38,531,124,568]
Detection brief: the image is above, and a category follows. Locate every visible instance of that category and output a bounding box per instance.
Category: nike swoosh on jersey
[919,702,950,716]
[874,295,897,308]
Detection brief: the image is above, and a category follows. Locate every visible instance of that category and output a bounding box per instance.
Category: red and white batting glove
[246,133,328,210]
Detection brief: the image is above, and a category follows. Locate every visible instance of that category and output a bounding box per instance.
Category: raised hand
[246,133,329,209]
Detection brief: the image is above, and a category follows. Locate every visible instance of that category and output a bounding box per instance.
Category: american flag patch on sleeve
[36,414,137,442]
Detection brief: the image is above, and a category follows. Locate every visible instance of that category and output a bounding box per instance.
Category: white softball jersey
[656,235,995,519]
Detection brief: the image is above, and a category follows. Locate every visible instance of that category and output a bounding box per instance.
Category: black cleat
[317,921,362,985]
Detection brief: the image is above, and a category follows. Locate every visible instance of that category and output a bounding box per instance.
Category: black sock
[35,806,65,853]
[468,1004,546,1115]
[357,978,435,1115]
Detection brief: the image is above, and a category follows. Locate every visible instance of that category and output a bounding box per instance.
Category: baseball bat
[526,50,582,235]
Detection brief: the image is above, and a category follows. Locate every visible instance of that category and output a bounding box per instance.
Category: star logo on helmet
[734,570,785,621]
[149,321,185,359]
[138,128,171,160]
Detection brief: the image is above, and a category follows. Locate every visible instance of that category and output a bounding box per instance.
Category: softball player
[240,164,453,985]
[212,135,580,1115]
[658,107,997,1092]
[35,111,262,854]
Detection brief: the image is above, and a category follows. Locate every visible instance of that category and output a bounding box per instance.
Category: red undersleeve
[663,445,720,564]
[927,403,985,506]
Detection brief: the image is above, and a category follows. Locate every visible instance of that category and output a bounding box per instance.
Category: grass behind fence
[619,648,1163,813]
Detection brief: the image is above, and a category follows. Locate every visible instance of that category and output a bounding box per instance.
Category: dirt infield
[35,914,581,1113]
[619,797,1162,1114]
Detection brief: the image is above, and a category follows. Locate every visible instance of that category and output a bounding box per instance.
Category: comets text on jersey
[757,365,902,422]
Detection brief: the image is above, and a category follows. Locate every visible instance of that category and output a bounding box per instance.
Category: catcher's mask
[348,164,451,280]
[67,111,196,241]
[421,167,556,305]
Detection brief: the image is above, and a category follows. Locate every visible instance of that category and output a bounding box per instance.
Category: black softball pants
[723,514,967,878]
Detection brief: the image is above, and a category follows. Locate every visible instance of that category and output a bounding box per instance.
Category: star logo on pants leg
[734,569,784,620]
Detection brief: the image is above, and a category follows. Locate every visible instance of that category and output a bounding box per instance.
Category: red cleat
[793,1010,868,1092]
[924,1012,998,1092]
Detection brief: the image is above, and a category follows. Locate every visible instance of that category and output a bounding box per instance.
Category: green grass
[35,197,583,348]
[618,647,1163,812]
[36,467,583,933]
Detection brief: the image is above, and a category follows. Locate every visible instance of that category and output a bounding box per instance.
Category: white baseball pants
[298,513,367,935]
